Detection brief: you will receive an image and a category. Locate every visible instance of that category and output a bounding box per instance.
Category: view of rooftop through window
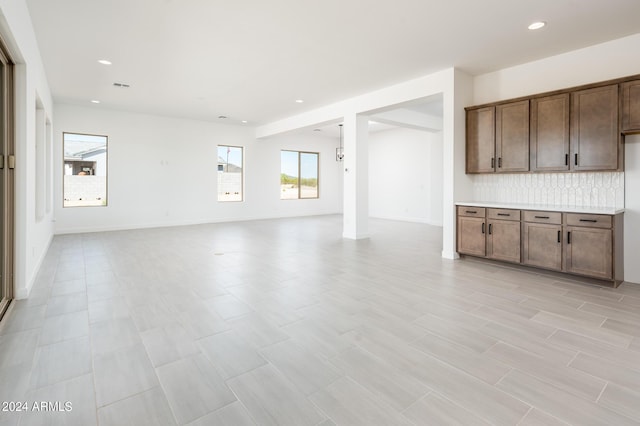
[217,145,243,201]
[63,133,108,207]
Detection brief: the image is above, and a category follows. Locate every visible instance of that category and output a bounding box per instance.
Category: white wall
[473,32,640,284]
[53,104,342,234]
[0,0,55,298]
[257,68,472,257]
[624,134,640,284]
[474,33,640,105]
[369,127,443,225]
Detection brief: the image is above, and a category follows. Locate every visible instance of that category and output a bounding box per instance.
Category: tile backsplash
[470,172,625,209]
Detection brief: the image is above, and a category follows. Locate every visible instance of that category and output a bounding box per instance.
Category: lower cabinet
[457,206,623,285]
[487,214,521,263]
[523,222,562,271]
[457,215,486,257]
[457,207,521,263]
[564,226,612,279]
[522,211,562,271]
[563,214,615,280]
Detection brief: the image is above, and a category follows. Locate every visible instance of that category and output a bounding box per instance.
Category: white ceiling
[26,0,640,126]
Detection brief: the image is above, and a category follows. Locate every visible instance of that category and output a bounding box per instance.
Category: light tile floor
[1,215,639,425]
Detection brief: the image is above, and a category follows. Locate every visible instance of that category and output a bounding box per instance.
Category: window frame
[280,150,319,200]
[62,132,109,208]
[217,144,244,202]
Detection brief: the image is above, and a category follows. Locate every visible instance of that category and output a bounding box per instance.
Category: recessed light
[295,99,304,103]
[528,21,546,30]
[91,100,100,104]
[241,120,248,123]
[98,59,112,65]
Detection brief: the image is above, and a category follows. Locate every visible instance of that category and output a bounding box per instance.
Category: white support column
[442,69,474,259]
[342,113,369,239]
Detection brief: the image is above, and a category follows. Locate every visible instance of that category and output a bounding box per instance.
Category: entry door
[0,40,14,321]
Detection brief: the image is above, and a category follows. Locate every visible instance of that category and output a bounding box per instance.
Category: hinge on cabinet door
[8,155,15,169]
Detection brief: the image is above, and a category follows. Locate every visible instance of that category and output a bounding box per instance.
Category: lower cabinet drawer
[458,206,485,218]
[487,208,520,221]
[565,213,612,229]
[523,210,562,225]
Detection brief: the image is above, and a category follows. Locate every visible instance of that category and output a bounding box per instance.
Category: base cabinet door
[487,219,520,263]
[523,223,562,271]
[565,226,613,279]
[457,216,486,257]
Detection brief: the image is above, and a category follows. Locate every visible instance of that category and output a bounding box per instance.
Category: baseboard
[54,211,344,235]
[342,232,370,240]
[369,214,442,226]
[441,250,460,260]
[17,233,54,300]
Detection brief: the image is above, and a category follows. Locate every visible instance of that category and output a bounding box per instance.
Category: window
[217,145,243,201]
[280,150,319,199]
[63,133,108,207]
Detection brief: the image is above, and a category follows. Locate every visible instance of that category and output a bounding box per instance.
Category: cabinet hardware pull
[565,154,568,166]
[567,231,571,244]
[535,215,550,219]
[557,230,561,243]
[491,158,495,169]
[579,219,597,223]
[497,213,510,216]
[465,210,477,214]
[482,223,485,234]
[574,153,578,166]
[489,224,493,234]
[498,157,502,168]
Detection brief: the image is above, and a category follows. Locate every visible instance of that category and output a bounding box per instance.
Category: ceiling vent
[113,82,130,88]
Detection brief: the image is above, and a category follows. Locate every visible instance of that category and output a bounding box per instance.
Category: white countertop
[455,201,624,215]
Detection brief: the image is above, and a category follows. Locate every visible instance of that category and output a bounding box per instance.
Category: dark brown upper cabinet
[465,74,640,174]
[530,94,570,172]
[570,84,620,171]
[622,79,640,134]
[495,100,529,172]
[466,106,495,173]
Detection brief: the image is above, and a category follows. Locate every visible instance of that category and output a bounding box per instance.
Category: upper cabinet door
[622,80,640,133]
[495,100,529,172]
[570,84,620,171]
[466,106,495,173]
[530,94,570,172]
